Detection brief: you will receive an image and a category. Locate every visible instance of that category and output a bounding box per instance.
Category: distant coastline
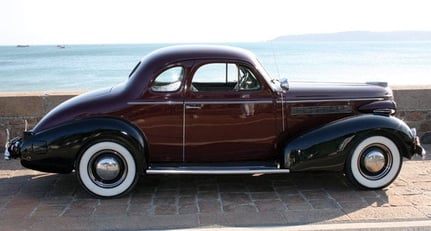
[2,42,431,92]
[273,31,431,42]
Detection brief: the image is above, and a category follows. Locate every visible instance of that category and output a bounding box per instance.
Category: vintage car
[5,45,424,198]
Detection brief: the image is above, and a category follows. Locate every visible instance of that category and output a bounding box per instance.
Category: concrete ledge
[0,91,83,141]
[392,86,431,111]
[0,91,83,117]
[1,88,430,147]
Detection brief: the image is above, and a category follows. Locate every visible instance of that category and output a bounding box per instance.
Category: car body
[5,45,424,198]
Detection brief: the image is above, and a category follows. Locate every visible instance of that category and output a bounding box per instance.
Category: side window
[151,66,184,92]
[191,63,260,92]
[237,66,261,91]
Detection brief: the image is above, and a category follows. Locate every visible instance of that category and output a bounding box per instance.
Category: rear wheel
[346,136,402,189]
[77,141,139,198]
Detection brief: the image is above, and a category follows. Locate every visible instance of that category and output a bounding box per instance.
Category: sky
[1,0,431,45]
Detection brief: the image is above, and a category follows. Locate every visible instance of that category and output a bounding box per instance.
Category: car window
[151,66,184,92]
[191,63,260,92]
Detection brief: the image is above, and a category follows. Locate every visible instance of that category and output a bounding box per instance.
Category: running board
[146,164,290,175]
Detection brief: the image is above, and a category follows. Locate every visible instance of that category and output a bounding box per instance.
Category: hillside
[273,31,431,41]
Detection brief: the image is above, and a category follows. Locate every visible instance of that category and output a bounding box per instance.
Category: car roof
[126,45,276,96]
[143,45,258,64]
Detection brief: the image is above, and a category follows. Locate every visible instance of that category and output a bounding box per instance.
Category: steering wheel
[237,72,258,90]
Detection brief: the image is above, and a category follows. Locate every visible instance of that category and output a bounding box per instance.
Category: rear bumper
[4,129,74,173]
[4,137,23,160]
[4,131,34,160]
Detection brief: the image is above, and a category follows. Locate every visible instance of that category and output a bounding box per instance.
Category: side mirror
[280,78,289,91]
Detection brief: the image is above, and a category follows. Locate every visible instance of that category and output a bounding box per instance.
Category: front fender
[20,117,146,173]
[283,114,415,172]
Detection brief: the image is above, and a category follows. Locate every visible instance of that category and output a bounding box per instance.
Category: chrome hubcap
[359,145,392,180]
[95,156,121,181]
[89,151,127,188]
[363,149,386,173]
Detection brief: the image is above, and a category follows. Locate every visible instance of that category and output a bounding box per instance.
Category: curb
[171,220,431,231]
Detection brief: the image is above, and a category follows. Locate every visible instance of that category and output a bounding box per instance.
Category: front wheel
[346,136,402,189]
[77,141,139,198]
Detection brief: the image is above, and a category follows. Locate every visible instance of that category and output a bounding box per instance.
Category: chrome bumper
[4,129,22,160]
[412,128,426,157]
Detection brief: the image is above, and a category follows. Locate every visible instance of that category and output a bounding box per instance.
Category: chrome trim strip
[373,109,396,115]
[186,100,274,105]
[278,97,386,104]
[128,101,183,105]
[130,97,386,105]
[146,168,290,175]
[128,100,274,105]
[291,105,353,115]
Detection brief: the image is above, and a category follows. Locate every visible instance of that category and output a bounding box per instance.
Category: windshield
[128,61,141,78]
[254,57,279,91]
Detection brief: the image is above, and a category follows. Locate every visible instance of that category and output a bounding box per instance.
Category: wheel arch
[72,117,148,172]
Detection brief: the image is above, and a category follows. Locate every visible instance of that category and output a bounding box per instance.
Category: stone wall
[1,88,430,150]
[0,91,83,148]
[392,87,431,135]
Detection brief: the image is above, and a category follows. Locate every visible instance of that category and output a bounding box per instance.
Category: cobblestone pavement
[0,146,429,230]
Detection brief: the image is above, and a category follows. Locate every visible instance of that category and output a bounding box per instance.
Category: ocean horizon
[1,41,431,92]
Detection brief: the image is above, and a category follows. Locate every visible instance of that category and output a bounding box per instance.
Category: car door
[184,62,278,162]
[128,65,185,162]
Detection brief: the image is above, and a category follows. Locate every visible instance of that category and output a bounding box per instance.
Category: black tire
[345,135,402,189]
[76,141,139,198]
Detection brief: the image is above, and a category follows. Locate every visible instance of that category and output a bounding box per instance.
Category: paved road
[0,145,429,230]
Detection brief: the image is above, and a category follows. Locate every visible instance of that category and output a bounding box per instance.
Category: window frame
[150,66,185,93]
[191,62,261,93]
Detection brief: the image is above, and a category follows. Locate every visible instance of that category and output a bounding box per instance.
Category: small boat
[57,45,66,49]
[16,45,30,48]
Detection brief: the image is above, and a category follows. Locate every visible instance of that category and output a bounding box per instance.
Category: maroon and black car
[5,45,424,198]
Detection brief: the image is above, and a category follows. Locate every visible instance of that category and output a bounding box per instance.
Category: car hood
[32,86,120,133]
[285,82,393,101]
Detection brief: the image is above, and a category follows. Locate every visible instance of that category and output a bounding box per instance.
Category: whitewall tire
[77,141,138,198]
[346,136,402,189]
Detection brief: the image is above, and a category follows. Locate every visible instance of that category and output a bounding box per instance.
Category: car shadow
[133,172,392,226]
[0,160,395,228]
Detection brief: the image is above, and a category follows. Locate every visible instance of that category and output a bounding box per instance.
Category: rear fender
[20,117,146,173]
[283,114,415,172]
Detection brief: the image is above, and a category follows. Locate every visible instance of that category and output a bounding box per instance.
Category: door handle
[186,104,203,110]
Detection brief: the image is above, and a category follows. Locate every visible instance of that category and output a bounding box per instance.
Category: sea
[1,42,431,92]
